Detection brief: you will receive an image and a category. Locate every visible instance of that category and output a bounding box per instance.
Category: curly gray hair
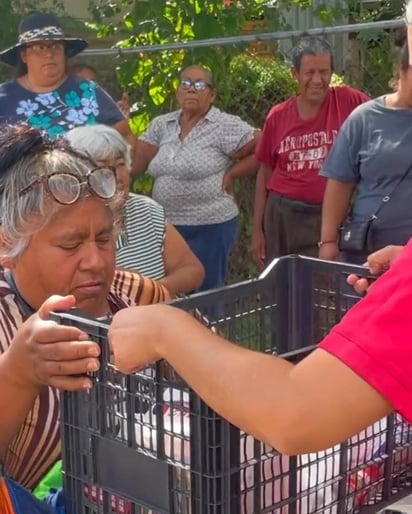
[0,124,121,261]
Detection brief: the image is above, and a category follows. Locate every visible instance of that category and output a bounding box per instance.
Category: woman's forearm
[0,350,39,459]
[159,261,204,296]
[321,179,356,241]
[227,154,259,180]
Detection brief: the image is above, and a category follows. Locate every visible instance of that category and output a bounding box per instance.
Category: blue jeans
[175,216,238,292]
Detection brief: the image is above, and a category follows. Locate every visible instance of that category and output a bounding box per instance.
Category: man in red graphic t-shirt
[251,37,369,269]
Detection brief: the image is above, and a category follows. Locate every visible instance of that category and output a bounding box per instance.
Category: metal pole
[82,18,406,58]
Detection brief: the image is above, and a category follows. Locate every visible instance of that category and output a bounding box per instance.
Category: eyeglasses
[25,42,65,54]
[19,167,117,205]
[179,79,213,91]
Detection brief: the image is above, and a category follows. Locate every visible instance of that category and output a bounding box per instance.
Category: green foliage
[216,54,297,127]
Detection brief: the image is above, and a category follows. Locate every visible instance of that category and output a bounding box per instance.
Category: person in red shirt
[107,237,412,454]
[251,36,369,269]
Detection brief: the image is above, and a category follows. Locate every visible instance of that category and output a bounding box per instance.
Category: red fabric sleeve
[319,239,412,423]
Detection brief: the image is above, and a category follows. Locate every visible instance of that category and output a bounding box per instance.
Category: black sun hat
[0,12,88,66]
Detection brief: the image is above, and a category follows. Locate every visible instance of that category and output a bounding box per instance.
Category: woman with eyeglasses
[0,12,139,172]
[133,65,260,292]
[0,123,170,493]
[65,124,205,295]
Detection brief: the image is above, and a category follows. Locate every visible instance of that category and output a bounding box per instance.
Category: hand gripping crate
[55,256,412,514]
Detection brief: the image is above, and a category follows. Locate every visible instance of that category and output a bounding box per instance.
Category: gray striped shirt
[116,194,166,280]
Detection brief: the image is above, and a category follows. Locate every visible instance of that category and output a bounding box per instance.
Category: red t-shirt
[255,85,369,204]
[319,239,412,423]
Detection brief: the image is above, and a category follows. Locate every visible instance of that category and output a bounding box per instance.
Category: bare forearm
[321,179,356,241]
[128,140,158,177]
[158,312,297,449]
[253,166,271,231]
[156,313,391,454]
[228,155,259,180]
[159,264,204,296]
[0,351,39,459]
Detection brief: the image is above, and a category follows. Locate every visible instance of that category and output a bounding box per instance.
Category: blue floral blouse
[0,75,124,137]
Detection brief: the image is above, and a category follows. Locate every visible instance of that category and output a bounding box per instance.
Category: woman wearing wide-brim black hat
[0,12,137,167]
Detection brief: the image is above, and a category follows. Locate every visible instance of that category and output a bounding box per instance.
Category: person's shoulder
[0,270,23,351]
[111,269,171,306]
[127,193,165,215]
[152,109,180,125]
[0,79,17,92]
[344,96,382,120]
[210,107,254,129]
[0,80,22,102]
[330,84,370,106]
[265,96,296,120]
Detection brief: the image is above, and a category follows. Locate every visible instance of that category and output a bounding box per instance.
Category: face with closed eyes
[10,196,116,317]
[292,53,332,105]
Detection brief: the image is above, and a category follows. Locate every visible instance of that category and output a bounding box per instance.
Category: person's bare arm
[223,132,261,194]
[112,120,158,177]
[158,223,205,296]
[251,165,272,268]
[110,304,392,454]
[319,178,356,260]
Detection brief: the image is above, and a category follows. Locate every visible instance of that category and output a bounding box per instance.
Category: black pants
[264,193,321,261]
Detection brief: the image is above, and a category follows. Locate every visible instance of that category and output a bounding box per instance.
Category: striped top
[1,269,170,490]
[116,194,166,280]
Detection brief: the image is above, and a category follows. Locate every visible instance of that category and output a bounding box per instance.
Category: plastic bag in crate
[347,416,412,509]
[130,387,344,514]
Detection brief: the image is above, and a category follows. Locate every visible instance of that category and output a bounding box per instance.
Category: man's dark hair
[291,36,334,72]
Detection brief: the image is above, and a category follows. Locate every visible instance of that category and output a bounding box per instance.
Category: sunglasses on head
[19,166,117,205]
[179,79,213,91]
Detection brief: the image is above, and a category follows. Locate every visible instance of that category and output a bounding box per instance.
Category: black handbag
[338,218,373,253]
[339,163,412,254]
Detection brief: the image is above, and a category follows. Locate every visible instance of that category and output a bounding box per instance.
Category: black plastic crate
[55,256,412,514]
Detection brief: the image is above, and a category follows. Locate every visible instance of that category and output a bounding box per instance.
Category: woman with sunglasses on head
[0,12,139,172]
[0,123,170,493]
[133,65,260,292]
[66,124,205,295]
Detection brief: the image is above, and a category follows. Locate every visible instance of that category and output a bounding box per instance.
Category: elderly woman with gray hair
[0,123,170,492]
[65,124,204,296]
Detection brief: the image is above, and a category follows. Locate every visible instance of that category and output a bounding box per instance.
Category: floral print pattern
[13,80,102,137]
[0,76,124,138]
[0,77,123,137]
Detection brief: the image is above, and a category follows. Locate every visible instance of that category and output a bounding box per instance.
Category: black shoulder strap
[3,269,36,318]
[371,162,412,221]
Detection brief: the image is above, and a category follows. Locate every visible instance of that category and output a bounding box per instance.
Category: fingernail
[83,380,92,390]
[88,345,100,357]
[78,332,89,341]
[87,360,99,372]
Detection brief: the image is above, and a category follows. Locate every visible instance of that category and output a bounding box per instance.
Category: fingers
[30,319,89,345]
[48,375,94,391]
[36,340,100,361]
[37,295,76,320]
[39,356,99,377]
[346,274,369,295]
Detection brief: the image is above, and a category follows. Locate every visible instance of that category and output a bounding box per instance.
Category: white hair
[65,124,132,170]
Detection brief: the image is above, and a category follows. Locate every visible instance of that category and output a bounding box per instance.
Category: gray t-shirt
[140,106,255,225]
[320,97,412,243]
